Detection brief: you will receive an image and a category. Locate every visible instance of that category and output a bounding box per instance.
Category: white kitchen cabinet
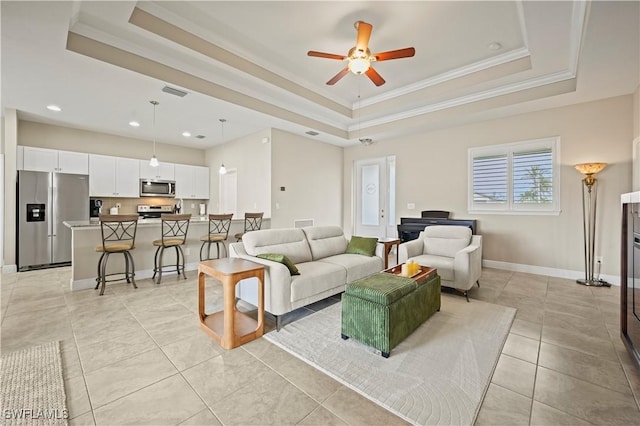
[139,160,175,180]
[22,146,88,174]
[89,155,140,197]
[174,164,210,199]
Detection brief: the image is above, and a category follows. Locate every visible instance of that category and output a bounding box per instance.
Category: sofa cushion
[302,226,348,260]
[422,226,471,258]
[345,236,378,256]
[319,254,383,282]
[290,261,346,302]
[411,254,455,282]
[242,228,313,264]
[256,253,300,275]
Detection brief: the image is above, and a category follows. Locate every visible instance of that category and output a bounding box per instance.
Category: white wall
[270,129,343,229]
[206,129,272,219]
[3,110,18,271]
[343,95,634,278]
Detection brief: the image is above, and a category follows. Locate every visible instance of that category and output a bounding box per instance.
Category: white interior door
[220,169,237,216]
[354,156,395,237]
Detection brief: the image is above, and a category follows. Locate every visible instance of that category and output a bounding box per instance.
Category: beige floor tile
[257,342,342,402]
[84,348,177,408]
[143,313,202,346]
[502,333,540,364]
[538,342,632,394]
[510,318,542,340]
[210,369,319,425]
[73,316,146,348]
[60,338,84,380]
[543,310,610,341]
[474,383,532,426]
[4,294,67,317]
[160,333,224,371]
[545,291,598,309]
[544,299,603,321]
[182,348,270,404]
[93,374,206,426]
[467,286,501,303]
[529,401,594,425]
[541,324,619,363]
[322,386,409,426]
[68,411,96,426]
[77,327,158,373]
[65,375,92,419]
[534,366,640,425]
[491,354,536,397]
[130,303,194,328]
[178,409,222,426]
[298,406,348,425]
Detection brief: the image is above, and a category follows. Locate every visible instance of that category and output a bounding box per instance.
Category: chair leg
[95,252,106,290]
[199,241,206,261]
[152,246,161,281]
[178,245,187,280]
[476,280,480,287]
[126,251,137,289]
[465,291,470,302]
[99,253,110,296]
[124,251,131,283]
[156,246,165,284]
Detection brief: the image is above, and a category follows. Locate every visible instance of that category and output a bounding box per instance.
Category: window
[468,137,560,214]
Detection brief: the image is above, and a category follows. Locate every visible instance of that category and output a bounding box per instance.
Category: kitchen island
[63,217,270,291]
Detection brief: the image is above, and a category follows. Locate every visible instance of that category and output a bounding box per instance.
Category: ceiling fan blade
[365,67,385,86]
[355,21,373,51]
[327,68,350,85]
[372,47,416,62]
[308,51,346,60]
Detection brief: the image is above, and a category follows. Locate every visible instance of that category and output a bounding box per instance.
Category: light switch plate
[407,203,415,210]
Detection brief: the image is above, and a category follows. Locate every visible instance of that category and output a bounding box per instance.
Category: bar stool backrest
[208,214,233,238]
[244,212,264,233]
[99,214,139,250]
[160,214,191,245]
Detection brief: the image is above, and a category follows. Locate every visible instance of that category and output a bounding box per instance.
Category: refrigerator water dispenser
[26,203,45,222]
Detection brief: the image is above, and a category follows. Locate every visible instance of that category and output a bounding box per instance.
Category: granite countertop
[64,216,268,229]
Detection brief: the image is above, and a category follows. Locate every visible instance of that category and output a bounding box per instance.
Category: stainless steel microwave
[140,179,175,197]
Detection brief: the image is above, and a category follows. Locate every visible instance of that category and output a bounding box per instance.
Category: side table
[378,237,401,269]
[198,258,265,349]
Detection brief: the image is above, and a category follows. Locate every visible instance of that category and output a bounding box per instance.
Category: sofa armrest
[228,242,293,315]
[453,235,483,290]
[398,239,423,263]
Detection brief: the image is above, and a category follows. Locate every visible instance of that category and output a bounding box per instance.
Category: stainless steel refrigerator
[17,171,89,271]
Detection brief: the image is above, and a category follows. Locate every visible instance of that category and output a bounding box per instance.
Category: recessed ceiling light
[488,42,502,51]
[46,105,62,112]
[182,131,191,137]
[129,121,140,127]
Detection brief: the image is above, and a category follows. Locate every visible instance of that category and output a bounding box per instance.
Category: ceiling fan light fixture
[348,57,370,75]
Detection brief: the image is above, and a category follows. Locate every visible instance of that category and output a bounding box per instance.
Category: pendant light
[149,100,159,167]
[218,118,227,175]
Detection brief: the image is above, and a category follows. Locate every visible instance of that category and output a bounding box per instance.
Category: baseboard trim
[2,264,17,274]
[483,260,620,286]
[70,262,200,291]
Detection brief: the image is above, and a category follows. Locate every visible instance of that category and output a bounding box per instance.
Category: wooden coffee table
[198,258,265,350]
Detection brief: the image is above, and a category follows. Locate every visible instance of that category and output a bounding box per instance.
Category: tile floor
[1,266,640,425]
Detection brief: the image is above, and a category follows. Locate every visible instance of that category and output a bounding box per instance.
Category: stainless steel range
[137,204,173,219]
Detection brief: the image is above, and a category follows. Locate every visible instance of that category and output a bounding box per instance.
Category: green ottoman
[341,272,441,357]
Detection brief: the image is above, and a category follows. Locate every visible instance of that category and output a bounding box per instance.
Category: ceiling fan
[308,21,415,87]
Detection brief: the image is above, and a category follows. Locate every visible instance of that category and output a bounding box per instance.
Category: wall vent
[305,131,319,136]
[162,86,188,97]
[194,135,206,139]
[294,219,314,228]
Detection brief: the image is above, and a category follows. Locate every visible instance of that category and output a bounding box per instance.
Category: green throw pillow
[346,236,378,256]
[256,253,300,275]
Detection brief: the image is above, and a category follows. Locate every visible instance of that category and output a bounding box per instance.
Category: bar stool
[234,212,264,241]
[152,214,191,284]
[199,213,233,260]
[95,214,139,296]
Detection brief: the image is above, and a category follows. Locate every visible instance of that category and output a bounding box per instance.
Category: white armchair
[398,225,482,302]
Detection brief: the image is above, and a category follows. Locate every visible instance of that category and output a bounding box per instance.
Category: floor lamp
[575,162,610,287]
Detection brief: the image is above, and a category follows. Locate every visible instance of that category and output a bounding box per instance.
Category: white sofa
[229,226,384,329]
[399,225,482,301]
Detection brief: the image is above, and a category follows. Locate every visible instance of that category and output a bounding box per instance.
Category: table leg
[222,277,237,349]
[198,271,206,322]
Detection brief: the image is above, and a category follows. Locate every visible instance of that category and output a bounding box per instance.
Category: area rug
[1,341,68,425]
[264,295,516,426]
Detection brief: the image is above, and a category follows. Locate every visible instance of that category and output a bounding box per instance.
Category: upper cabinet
[139,161,175,181]
[89,155,140,197]
[174,164,210,199]
[21,146,88,175]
